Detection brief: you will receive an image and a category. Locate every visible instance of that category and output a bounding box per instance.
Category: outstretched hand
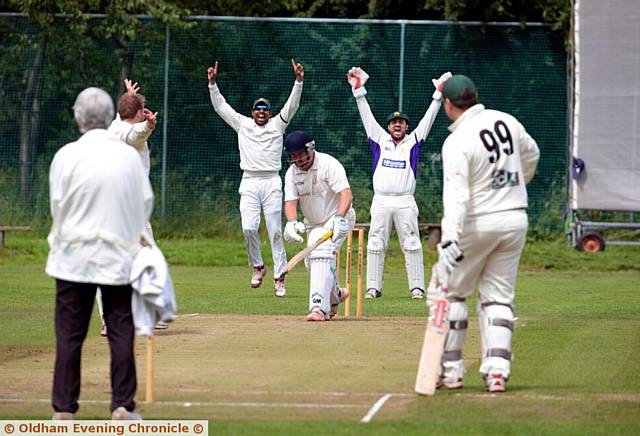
[124,78,139,95]
[346,67,369,90]
[291,59,304,82]
[207,61,219,85]
[144,108,158,129]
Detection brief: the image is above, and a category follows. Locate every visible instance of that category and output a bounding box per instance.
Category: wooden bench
[0,226,32,247]
[354,223,442,250]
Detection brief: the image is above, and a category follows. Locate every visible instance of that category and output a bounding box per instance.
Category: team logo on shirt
[382,158,406,169]
[490,169,520,190]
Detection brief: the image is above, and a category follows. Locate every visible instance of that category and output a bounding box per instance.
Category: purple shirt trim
[410,137,425,178]
[369,138,382,176]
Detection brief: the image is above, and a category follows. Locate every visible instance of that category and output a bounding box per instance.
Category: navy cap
[284,130,315,153]
[252,97,271,110]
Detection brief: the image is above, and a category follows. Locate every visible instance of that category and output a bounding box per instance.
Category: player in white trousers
[97,79,160,336]
[347,67,451,300]
[430,75,540,392]
[282,131,355,321]
[208,59,304,297]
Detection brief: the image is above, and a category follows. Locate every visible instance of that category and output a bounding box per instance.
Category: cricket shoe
[111,406,142,420]
[437,376,464,390]
[250,265,266,288]
[100,325,108,337]
[411,288,425,299]
[52,412,75,420]
[329,287,350,318]
[365,288,382,299]
[274,278,286,297]
[154,321,169,330]
[306,309,329,322]
[484,373,507,393]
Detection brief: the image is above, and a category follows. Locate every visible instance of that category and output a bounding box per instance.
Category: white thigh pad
[478,302,514,377]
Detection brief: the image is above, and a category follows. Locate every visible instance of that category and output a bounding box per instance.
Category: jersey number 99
[479,120,513,163]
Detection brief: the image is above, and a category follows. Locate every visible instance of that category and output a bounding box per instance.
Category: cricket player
[99,79,162,335]
[431,74,540,392]
[208,59,304,297]
[282,130,355,321]
[347,67,451,300]
[47,87,151,420]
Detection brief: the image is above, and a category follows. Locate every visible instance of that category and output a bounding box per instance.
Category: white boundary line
[360,393,392,423]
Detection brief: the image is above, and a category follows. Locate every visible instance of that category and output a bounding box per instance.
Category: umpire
[46,87,153,420]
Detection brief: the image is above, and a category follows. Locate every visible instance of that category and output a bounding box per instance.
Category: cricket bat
[284,229,333,275]
[415,267,450,395]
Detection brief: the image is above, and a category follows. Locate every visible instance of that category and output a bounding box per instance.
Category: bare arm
[284,199,299,222]
[336,188,353,216]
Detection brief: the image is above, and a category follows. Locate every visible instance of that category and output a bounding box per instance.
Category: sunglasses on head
[253,105,271,111]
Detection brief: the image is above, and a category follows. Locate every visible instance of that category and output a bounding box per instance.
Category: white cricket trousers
[239,172,287,279]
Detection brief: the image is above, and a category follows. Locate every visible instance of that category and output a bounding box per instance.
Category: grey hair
[72,87,114,133]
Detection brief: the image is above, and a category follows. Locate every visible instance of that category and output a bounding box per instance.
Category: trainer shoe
[330,287,350,318]
[437,376,464,390]
[100,325,108,337]
[306,309,329,322]
[52,412,75,420]
[111,406,142,420]
[154,321,169,330]
[274,278,286,297]
[250,265,266,288]
[365,288,382,299]
[484,373,507,393]
[411,288,425,299]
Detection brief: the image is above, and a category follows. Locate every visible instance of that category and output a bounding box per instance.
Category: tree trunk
[117,38,134,98]
[19,39,45,205]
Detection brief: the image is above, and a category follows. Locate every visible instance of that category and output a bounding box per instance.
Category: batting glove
[347,67,369,98]
[284,220,305,244]
[437,239,464,273]
[330,214,350,243]
[431,71,452,100]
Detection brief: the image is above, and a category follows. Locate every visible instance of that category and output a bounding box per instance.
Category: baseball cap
[443,75,477,102]
[252,97,271,110]
[385,111,409,124]
[284,130,315,153]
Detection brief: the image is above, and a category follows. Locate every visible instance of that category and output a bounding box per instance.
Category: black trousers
[52,279,137,413]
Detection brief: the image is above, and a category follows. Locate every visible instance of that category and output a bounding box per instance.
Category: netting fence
[0,15,567,237]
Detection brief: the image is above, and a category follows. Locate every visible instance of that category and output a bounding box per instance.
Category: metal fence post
[161,24,170,226]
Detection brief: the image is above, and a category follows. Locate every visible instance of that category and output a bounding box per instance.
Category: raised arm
[275,59,304,131]
[347,67,386,140]
[207,60,243,131]
[412,72,451,140]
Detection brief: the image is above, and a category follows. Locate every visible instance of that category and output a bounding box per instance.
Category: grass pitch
[0,235,639,435]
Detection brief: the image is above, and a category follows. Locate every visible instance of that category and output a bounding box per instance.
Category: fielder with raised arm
[208,59,304,297]
[430,74,540,392]
[347,67,451,300]
[282,131,355,321]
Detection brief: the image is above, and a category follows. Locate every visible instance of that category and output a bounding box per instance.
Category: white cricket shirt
[284,151,351,226]
[441,104,540,241]
[108,114,152,176]
[209,81,302,172]
[45,129,154,285]
[355,94,441,195]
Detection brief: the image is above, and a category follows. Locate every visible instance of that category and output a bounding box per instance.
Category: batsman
[430,75,540,392]
[282,131,355,321]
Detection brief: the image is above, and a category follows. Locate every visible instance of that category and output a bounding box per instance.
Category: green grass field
[1,234,639,435]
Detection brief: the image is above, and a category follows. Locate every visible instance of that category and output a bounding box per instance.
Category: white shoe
[411,288,425,299]
[154,321,169,330]
[100,325,108,337]
[111,406,142,420]
[484,373,507,393]
[274,279,286,297]
[306,309,329,322]
[251,266,266,288]
[365,288,382,299]
[52,412,75,420]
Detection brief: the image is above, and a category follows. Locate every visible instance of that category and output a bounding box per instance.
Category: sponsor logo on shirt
[384,146,394,151]
[490,169,520,190]
[381,158,406,169]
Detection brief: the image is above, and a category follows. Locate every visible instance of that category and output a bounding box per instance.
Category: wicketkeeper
[208,59,304,297]
[347,66,451,300]
[282,131,355,321]
[430,74,540,392]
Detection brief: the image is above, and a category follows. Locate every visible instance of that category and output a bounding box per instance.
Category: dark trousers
[52,279,137,413]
